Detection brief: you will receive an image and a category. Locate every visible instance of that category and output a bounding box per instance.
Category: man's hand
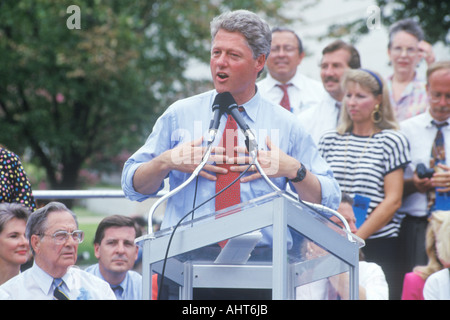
[412,172,433,193]
[431,163,450,192]
[227,136,299,183]
[170,137,228,181]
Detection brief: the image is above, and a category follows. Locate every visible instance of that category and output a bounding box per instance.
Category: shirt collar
[387,72,426,100]
[264,72,302,90]
[239,88,261,124]
[31,262,78,295]
[92,263,129,289]
[324,92,340,105]
[424,110,450,130]
[213,88,260,124]
[30,263,56,295]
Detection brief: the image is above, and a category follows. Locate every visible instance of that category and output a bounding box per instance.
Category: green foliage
[0,0,288,190]
[325,0,450,45]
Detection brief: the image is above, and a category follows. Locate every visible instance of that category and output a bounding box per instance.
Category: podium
[137,191,364,300]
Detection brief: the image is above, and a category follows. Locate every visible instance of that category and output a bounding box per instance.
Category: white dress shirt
[257,71,325,116]
[298,93,341,145]
[295,261,388,300]
[423,268,450,300]
[399,110,450,217]
[0,263,116,300]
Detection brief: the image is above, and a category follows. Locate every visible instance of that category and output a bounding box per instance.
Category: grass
[73,206,105,267]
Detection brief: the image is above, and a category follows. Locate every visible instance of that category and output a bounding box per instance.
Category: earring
[372,104,382,123]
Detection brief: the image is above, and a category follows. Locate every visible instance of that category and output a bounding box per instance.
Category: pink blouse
[401,271,425,300]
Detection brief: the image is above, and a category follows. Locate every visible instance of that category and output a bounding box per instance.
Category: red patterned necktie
[215,113,241,248]
[276,83,292,111]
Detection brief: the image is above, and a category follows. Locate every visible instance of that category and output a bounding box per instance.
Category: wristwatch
[289,162,307,183]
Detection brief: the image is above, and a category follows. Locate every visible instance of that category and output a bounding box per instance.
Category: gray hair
[26,202,78,254]
[0,203,31,234]
[210,9,271,76]
[388,18,424,48]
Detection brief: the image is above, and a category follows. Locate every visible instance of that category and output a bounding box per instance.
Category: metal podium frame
[137,192,364,300]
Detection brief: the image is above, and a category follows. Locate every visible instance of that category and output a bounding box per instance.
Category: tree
[0,0,289,191]
[325,0,450,45]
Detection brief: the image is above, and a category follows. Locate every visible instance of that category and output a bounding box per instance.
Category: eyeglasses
[429,92,450,105]
[270,45,298,54]
[391,46,418,57]
[40,230,85,244]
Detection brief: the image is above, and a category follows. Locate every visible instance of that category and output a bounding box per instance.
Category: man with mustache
[0,202,116,299]
[86,215,143,300]
[299,40,361,144]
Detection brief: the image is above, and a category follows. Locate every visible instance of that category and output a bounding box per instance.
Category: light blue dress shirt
[122,89,340,244]
[85,263,142,300]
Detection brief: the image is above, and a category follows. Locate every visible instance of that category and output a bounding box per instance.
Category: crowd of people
[0,10,449,300]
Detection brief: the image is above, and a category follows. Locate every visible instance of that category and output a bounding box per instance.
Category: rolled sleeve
[316,174,341,210]
[121,110,175,202]
[121,159,163,202]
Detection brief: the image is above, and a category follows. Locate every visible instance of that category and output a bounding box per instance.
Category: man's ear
[30,234,41,254]
[94,243,101,259]
[255,54,266,74]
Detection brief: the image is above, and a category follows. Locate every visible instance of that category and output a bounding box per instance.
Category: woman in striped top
[318,68,411,299]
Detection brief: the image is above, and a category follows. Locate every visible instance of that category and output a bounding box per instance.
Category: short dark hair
[322,40,361,69]
[93,215,141,245]
[271,27,303,54]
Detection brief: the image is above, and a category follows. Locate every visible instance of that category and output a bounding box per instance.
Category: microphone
[221,92,258,156]
[208,93,229,143]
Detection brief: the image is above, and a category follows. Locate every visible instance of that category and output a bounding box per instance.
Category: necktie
[110,285,123,300]
[427,120,448,212]
[215,113,241,247]
[53,278,69,300]
[335,101,342,123]
[276,83,292,111]
[431,121,448,166]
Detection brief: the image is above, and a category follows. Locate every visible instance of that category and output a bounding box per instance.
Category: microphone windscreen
[213,92,237,112]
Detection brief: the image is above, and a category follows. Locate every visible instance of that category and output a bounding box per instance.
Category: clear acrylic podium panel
[138,192,364,300]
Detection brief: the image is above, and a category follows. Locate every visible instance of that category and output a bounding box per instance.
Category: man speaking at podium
[121,10,340,297]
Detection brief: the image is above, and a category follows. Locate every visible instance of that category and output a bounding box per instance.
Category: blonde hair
[337,69,399,135]
[435,211,450,265]
[414,211,450,280]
